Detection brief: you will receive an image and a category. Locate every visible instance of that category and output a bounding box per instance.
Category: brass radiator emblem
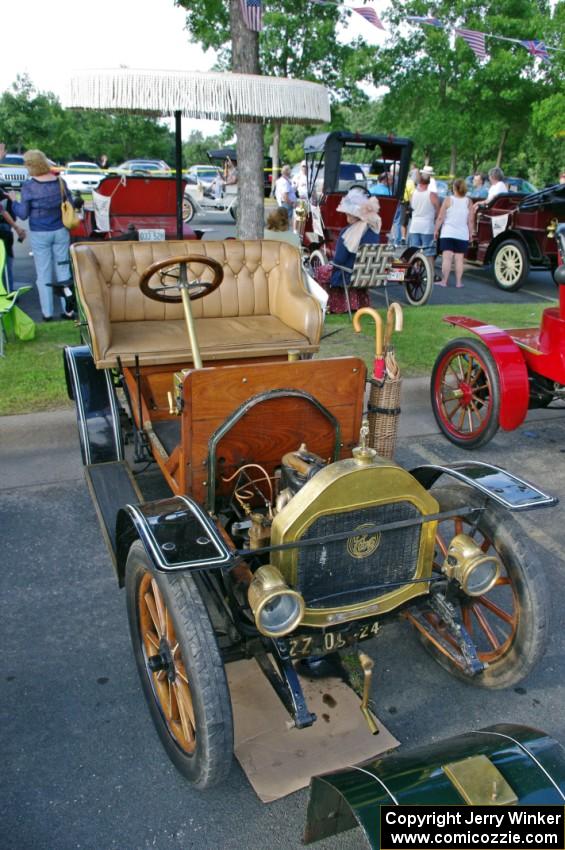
[347,523,381,560]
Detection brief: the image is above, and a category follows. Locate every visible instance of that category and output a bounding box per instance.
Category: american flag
[521,40,551,63]
[455,28,487,60]
[406,15,443,28]
[353,6,385,30]
[239,0,262,32]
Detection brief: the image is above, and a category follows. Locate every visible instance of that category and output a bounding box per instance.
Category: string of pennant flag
[239,0,561,65]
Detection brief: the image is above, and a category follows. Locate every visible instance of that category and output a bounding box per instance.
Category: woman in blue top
[9,149,73,320]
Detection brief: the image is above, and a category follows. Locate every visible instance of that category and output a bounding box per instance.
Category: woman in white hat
[315,188,381,313]
[330,189,381,283]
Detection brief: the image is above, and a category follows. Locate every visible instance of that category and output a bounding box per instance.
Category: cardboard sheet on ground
[227,658,399,803]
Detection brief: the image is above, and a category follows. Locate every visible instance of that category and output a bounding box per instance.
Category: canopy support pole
[175,110,183,239]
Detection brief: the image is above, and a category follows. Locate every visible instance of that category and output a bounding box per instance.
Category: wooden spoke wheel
[125,542,233,787]
[431,337,500,449]
[403,251,433,306]
[139,255,223,304]
[182,196,195,223]
[492,239,529,292]
[415,485,548,688]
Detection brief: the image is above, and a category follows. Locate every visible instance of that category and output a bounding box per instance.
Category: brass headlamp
[248,565,305,637]
[442,534,501,597]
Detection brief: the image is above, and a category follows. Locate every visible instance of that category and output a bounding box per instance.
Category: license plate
[287,621,379,659]
[388,269,405,282]
[138,228,166,241]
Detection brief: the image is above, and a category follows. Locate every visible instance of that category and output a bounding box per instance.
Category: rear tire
[125,542,233,787]
[431,337,500,449]
[492,239,529,291]
[182,197,195,223]
[404,251,433,305]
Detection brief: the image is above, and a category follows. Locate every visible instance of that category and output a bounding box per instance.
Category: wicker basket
[367,373,402,460]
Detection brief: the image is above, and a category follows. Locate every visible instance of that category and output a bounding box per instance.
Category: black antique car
[64,236,554,788]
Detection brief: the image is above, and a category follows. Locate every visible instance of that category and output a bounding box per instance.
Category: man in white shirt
[274,164,297,227]
[486,167,508,202]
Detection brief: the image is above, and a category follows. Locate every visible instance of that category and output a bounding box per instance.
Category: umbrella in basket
[353,303,403,459]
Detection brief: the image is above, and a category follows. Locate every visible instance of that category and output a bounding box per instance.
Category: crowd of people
[2,140,564,320]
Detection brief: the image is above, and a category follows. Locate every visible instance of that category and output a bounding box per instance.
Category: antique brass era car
[65,238,554,788]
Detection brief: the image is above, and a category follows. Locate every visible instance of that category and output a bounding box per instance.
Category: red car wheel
[431,337,500,448]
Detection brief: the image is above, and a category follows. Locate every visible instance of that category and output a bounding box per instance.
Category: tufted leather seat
[71,239,322,368]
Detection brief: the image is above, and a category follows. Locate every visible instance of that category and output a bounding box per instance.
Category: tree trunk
[450,144,457,177]
[271,121,281,197]
[496,129,508,169]
[230,0,264,239]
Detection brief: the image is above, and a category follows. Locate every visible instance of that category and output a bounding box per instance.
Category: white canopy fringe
[67,69,331,124]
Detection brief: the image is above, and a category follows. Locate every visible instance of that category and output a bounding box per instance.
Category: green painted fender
[304,724,565,848]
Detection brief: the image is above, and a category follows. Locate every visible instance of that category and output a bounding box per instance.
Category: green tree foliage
[183,130,226,166]
[370,0,562,181]
[177,0,373,101]
[0,75,176,165]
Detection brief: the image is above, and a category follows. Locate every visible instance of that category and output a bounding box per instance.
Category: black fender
[304,724,565,848]
[64,345,123,465]
[410,461,557,511]
[115,495,234,587]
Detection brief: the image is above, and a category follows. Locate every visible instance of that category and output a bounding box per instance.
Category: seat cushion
[102,315,316,367]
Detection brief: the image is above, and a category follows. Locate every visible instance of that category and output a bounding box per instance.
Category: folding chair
[0,241,34,356]
[331,242,397,319]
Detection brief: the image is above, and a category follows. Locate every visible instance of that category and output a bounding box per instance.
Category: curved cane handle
[385,302,403,349]
[353,307,384,359]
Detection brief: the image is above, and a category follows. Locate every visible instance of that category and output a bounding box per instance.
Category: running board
[85,461,143,572]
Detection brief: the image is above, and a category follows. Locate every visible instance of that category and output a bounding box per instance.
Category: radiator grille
[297,501,422,608]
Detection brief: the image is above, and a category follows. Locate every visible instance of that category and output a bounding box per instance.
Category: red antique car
[431,222,565,448]
[71,175,200,242]
[466,182,565,291]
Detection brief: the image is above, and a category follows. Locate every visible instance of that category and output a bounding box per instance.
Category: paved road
[10,213,558,323]
[3,385,565,850]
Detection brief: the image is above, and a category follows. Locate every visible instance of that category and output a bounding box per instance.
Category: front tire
[492,239,529,291]
[125,542,233,787]
[431,337,500,449]
[404,251,433,305]
[417,485,548,688]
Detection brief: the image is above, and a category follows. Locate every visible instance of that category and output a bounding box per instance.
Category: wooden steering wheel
[139,255,224,303]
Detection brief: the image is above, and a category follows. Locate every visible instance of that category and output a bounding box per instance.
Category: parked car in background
[507,176,538,194]
[434,178,450,200]
[62,162,105,193]
[0,153,28,189]
[111,159,172,176]
[314,161,368,194]
[186,164,221,188]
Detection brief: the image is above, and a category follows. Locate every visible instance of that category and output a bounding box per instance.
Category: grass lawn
[318,302,546,374]
[0,321,80,415]
[0,302,548,416]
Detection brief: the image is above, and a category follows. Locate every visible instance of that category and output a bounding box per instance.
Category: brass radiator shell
[270,457,439,627]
